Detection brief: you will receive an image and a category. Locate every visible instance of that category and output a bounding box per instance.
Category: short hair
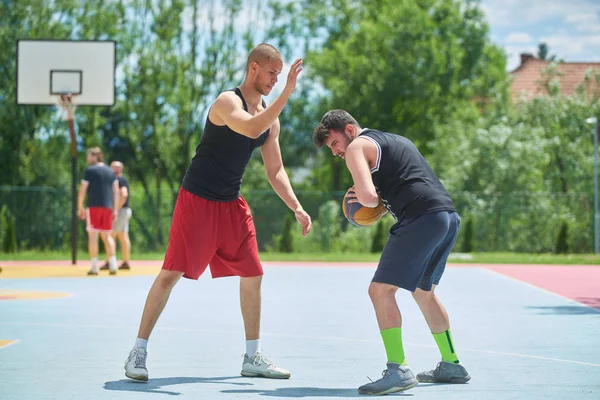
[87,146,104,162]
[246,43,282,71]
[313,110,360,147]
[111,161,124,171]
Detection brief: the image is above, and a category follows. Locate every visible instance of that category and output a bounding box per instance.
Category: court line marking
[483,267,600,314]
[2,321,599,368]
[0,340,20,350]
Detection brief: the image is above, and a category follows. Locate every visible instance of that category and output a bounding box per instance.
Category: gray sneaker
[124,347,148,381]
[417,361,471,383]
[358,363,418,395]
[241,352,290,379]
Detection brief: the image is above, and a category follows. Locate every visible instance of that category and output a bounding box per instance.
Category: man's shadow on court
[221,387,414,398]
[104,376,252,396]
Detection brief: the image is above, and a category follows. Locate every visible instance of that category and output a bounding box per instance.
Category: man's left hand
[295,208,312,237]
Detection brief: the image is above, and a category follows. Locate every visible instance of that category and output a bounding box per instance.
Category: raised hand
[284,58,303,95]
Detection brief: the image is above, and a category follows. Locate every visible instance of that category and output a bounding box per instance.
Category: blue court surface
[1,264,599,399]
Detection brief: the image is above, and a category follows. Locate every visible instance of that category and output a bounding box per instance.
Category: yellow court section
[0,261,162,279]
[0,340,18,349]
[0,289,71,300]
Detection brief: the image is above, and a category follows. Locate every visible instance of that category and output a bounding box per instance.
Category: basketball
[342,188,388,227]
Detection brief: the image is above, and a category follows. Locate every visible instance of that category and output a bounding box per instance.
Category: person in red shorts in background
[77,146,119,276]
[124,44,312,382]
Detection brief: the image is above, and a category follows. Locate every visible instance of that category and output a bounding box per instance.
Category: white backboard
[17,39,116,106]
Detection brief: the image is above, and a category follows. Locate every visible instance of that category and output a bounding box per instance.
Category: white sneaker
[124,347,148,381]
[241,352,291,379]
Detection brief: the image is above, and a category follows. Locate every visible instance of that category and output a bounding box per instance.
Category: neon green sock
[380,327,406,365]
[433,329,459,363]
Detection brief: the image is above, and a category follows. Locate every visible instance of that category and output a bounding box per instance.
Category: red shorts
[162,188,263,280]
[86,207,113,233]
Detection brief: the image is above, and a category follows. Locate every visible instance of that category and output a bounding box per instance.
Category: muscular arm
[211,91,292,139]
[261,119,302,211]
[261,119,312,236]
[345,140,380,208]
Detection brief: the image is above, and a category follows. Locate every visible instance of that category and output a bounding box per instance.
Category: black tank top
[181,88,270,201]
[358,129,455,221]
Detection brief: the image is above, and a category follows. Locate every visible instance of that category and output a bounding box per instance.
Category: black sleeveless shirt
[181,88,270,201]
[358,129,455,221]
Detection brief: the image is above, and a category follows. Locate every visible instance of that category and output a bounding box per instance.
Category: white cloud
[541,33,600,59]
[481,0,600,70]
[482,0,600,27]
[505,32,535,44]
[565,13,600,33]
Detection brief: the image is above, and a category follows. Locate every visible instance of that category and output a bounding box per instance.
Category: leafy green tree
[555,221,569,254]
[460,218,474,253]
[269,0,508,192]
[279,212,295,253]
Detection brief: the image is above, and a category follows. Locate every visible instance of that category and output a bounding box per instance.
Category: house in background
[510,53,600,102]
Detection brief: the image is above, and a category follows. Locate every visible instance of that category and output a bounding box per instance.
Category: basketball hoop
[54,93,77,121]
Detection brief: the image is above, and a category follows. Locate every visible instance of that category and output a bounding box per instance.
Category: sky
[481,0,600,70]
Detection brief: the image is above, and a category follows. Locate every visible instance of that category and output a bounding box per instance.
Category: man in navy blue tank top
[314,110,470,395]
[124,44,312,382]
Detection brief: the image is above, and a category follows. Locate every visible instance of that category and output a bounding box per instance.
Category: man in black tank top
[313,110,470,394]
[125,44,312,382]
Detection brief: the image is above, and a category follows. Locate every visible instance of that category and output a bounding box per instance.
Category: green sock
[433,329,459,363]
[380,327,406,365]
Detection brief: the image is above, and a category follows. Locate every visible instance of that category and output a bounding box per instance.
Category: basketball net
[55,93,77,121]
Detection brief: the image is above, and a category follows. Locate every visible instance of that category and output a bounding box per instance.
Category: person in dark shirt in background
[77,147,119,276]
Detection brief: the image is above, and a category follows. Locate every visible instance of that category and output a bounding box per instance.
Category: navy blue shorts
[372,211,460,292]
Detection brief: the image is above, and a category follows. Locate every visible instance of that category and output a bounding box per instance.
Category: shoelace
[134,350,146,368]
[252,353,274,367]
[367,368,390,383]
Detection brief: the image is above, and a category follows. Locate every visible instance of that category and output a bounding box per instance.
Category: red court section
[486,265,600,310]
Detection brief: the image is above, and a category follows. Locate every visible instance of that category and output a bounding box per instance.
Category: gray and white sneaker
[417,361,471,383]
[124,347,148,381]
[358,362,418,395]
[241,352,290,379]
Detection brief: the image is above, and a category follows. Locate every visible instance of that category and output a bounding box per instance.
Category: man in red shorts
[77,146,119,276]
[124,44,312,382]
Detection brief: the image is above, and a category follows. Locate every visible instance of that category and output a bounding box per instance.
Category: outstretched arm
[210,59,303,138]
[345,140,380,207]
[261,119,312,236]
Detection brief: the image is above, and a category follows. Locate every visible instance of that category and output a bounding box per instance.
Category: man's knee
[412,286,436,304]
[240,275,262,288]
[100,231,112,240]
[155,269,183,290]
[368,282,397,302]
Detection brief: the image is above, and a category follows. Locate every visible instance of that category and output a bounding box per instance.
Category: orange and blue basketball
[342,188,388,227]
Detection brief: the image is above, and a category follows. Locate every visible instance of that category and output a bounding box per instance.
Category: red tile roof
[510,54,600,102]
